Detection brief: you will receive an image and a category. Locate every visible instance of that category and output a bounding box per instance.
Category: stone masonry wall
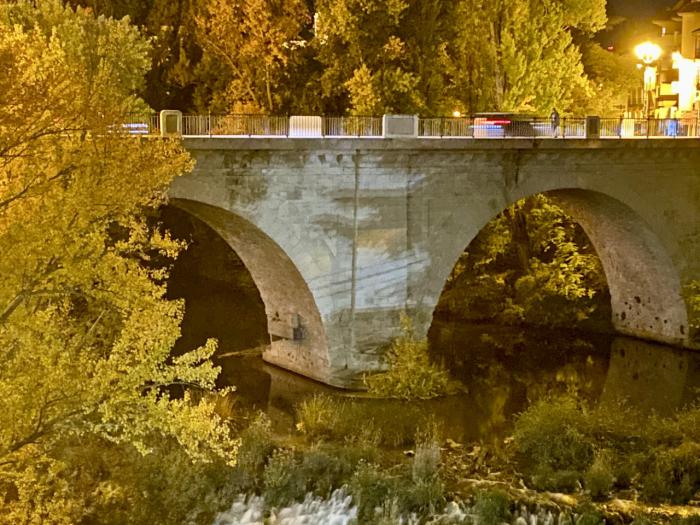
[169,138,700,388]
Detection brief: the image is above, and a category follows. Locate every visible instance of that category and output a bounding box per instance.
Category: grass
[295,393,440,447]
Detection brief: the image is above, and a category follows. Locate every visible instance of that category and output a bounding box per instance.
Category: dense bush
[364,314,452,400]
[513,395,700,504]
[350,461,399,523]
[640,441,700,504]
[298,446,358,498]
[584,450,615,500]
[472,490,511,525]
[513,395,594,475]
[262,449,305,506]
[230,412,276,490]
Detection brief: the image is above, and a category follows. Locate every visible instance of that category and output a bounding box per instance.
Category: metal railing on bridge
[123,113,700,139]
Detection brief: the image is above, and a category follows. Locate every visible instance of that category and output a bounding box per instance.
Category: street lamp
[635,41,662,117]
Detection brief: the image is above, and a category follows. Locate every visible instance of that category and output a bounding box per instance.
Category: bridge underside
[169,199,338,386]
[550,189,688,345]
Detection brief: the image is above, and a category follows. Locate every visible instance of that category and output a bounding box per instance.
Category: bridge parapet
[127,112,700,140]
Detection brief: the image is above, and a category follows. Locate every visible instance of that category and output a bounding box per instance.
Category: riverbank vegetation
[212,392,700,523]
[364,314,453,400]
[513,396,700,504]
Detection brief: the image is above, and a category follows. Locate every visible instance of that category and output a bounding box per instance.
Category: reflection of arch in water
[427,189,689,347]
[169,198,332,384]
[601,337,700,414]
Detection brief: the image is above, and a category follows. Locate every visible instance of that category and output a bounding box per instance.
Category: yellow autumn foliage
[0,2,237,522]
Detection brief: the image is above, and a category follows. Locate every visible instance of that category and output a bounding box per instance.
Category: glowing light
[643,66,657,90]
[635,41,662,64]
[672,52,699,111]
[452,110,461,118]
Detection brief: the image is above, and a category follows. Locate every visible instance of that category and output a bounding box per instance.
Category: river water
[212,319,700,444]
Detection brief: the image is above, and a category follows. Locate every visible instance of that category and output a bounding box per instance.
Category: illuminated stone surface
[169,138,700,387]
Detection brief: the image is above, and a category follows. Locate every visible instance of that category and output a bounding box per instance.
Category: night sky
[607,0,679,18]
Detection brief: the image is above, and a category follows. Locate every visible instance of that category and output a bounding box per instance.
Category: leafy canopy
[0,1,237,522]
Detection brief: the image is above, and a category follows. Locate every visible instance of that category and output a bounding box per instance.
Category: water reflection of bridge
[219,331,700,442]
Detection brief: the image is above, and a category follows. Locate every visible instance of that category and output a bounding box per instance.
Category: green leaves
[0,2,236,521]
[314,0,607,115]
[194,0,310,113]
[442,195,607,328]
[364,314,452,400]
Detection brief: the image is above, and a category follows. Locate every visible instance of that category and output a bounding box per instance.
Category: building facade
[652,0,700,116]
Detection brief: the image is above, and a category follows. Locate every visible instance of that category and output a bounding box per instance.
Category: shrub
[412,423,442,482]
[641,441,700,504]
[295,394,340,440]
[529,466,581,492]
[472,490,511,525]
[232,412,276,490]
[364,313,452,400]
[372,498,404,525]
[584,450,615,500]
[412,440,441,483]
[262,449,304,506]
[612,457,636,489]
[676,404,700,442]
[403,477,445,515]
[349,461,398,523]
[298,446,357,498]
[575,505,604,525]
[513,395,594,474]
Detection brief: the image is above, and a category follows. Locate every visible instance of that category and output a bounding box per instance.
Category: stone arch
[424,188,690,347]
[169,198,332,383]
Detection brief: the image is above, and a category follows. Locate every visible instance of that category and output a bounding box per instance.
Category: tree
[0,1,237,521]
[315,0,607,115]
[314,0,455,115]
[66,0,205,111]
[445,0,607,114]
[194,0,311,113]
[439,195,609,328]
[575,41,641,115]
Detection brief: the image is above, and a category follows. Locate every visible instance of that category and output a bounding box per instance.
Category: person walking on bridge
[550,108,561,138]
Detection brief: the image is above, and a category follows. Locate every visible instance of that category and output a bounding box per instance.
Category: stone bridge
[168,138,700,388]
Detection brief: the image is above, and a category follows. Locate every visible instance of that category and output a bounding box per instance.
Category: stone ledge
[183,136,700,152]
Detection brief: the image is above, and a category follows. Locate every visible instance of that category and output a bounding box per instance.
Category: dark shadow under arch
[168,198,333,384]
